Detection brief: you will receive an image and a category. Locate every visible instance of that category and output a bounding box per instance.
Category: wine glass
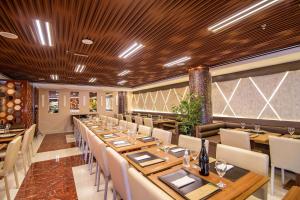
[254,124,260,132]
[162,143,170,160]
[288,127,295,137]
[191,150,199,168]
[215,159,227,189]
[240,122,246,129]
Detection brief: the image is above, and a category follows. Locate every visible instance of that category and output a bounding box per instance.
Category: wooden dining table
[0,143,7,151]
[283,186,300,200]
[148,161,269,200]
[0,130,25,144]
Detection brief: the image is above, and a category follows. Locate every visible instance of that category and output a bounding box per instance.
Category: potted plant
[172,93,203,136]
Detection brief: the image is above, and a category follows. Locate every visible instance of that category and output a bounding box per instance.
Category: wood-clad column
[118,91,127,114]
[189,66,212,124]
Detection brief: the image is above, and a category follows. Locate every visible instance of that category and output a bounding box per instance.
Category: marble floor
[0,132,295,200]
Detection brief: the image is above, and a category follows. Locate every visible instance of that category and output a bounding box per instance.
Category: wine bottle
[199,139,209,176]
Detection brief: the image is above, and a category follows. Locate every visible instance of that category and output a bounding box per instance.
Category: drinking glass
[215,159,227,188]
[254,124,260,132]
[156,139,161,151]
[240,122,246,129]
[162,144,170,160]
[288,127,295,137]
[191,150,199,168]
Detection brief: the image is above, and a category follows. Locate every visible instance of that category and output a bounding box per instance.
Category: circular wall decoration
[7,101,14,108]
[7,115,14,121]
[7,89,15,95]
[7,82,15,88]
[14,105,21,111]
[0,112,6,118]
[14,99,21,104]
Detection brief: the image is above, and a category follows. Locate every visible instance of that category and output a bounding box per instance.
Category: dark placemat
[159,169,220,200]
[137,136,156,143]
[127,151,165,167]
[209,162,249,182]
[168,147,188,158]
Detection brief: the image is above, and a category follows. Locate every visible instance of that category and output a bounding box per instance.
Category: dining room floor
[0,132,294,200]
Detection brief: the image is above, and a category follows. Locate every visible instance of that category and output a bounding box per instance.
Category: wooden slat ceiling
[0,0,300,87]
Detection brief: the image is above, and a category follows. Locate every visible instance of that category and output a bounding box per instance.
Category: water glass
[240,122,246,129]
[288,127,295,137]
[162,145,170,160]
[254,124,260,132]
[191,150,199,168]
[215,159,227,188]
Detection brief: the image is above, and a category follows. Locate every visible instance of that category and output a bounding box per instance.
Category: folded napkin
[113,140,126,145]
[134,154,151,161]
[103,134,115,138]
[216,163,234,171]
[171,148,185,153]
[171,176,196,188]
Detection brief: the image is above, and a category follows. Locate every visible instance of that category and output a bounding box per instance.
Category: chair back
[269,136,300,174]
[117,114,124,120]
[178,135,208,152]
[2,136,22,174]
[125,115,132,122]
[143,118,153,128]
[119,120,127,129]
[127,122,138,134]
[138,125,151,136]
[216,144,269,176]
[111,118,119,126]
[21,127,32,153]
[220,128,251,150]
[128,168,173,200]
[152,128,172,144]
[107,147,131,200]
[91,135,110,177]
[28,124,36,144]
[134,116,143,126]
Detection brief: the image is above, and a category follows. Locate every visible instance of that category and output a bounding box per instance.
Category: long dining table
[81,119,269,200]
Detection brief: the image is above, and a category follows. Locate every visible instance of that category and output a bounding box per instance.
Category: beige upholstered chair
[117,114,124,121]
[28,124,36,157]
[127,122,138,134]
[128,168,173,200]
[134,116,143,126]
[111,118,119,126]
[91,136,111,199]
[125,115,132,122]
[137,125,151,136]
[178,135,209,152]
[0,136,22,200]
[107,147,132,200]
[143,118,153,128]
[220,128,251,150]
[119,120,127,129]
[152,128,172,145]
[269,136,300,194]
[216,144,269,199]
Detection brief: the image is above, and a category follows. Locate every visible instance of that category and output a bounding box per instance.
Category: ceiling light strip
[89,78,97,83]
[35,19,46,45]
[208,0,281,32]
[118,80,127,85]
[119,42,144,59]
[118,70,131,76]
[45,22,52,46]
[123,44,144,58]
[164,56,191,67]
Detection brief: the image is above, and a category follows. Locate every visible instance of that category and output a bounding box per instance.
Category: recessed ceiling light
[74,64,86,73]
[0,32,18,39]
[208,0,281,32]
[163,56,191,68]
[34,19,53,46]
[118,70,131,76]
[82,38,93,45]
[38,77,45,81]
[118,42,144,59]
[117,80,127,85]
[50,74,58,80]
[89,78,97,83]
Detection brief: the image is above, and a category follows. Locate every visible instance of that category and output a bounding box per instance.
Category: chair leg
[113,188,117,200]
[22,153,27,174]
[94,163,98,186]
[13,165,19,188]
[27,150,32,166]
[281,168,285,186]
[104,177,109,200]
[97,167,101,192]
[4,176,11,200]
[271,166,275,195]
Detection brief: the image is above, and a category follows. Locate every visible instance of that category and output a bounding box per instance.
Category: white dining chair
[127,122,138,134]
[117,114,123,121]
[220,128,251,150]
[134,116,143,126]
[107,147,132,200]
[152,128,172,145]
[0,136,22,200]
[178,134,209,152]
[216,144,269,199]
[269,136,300,195]
[119,120,127,130]
[125,115,132,122]
[143,118,153,128]
[137,125,151,136]
[128,168,173,200]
